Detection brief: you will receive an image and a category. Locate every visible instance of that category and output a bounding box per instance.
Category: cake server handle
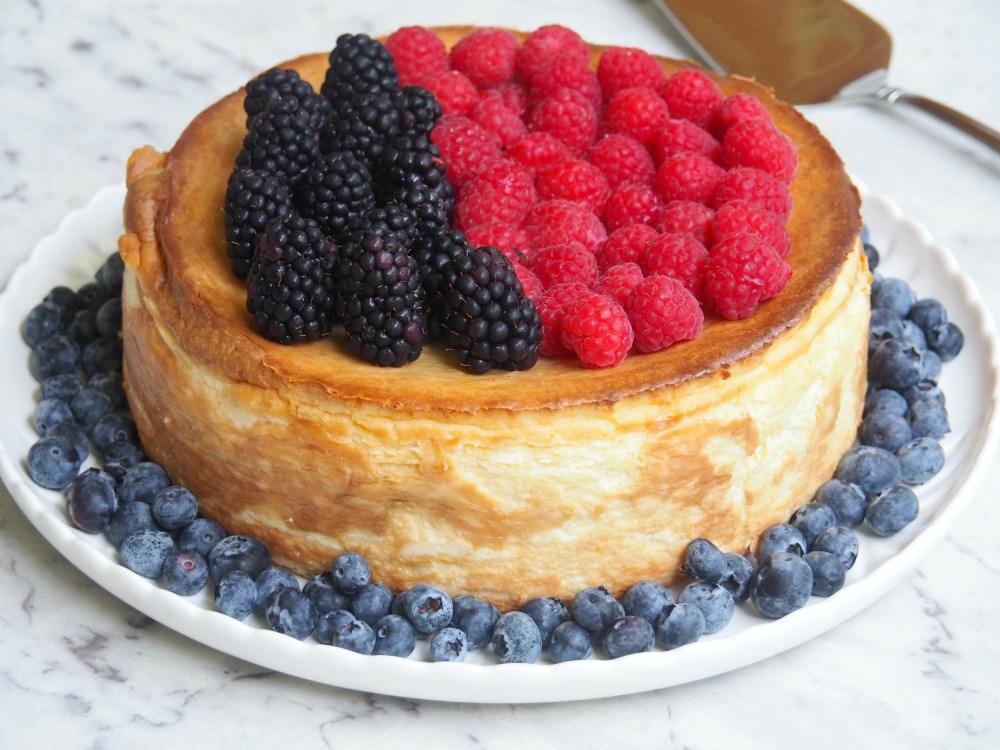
[875,85,1000,154]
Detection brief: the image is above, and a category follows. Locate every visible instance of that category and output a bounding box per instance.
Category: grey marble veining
[2,0,999,747]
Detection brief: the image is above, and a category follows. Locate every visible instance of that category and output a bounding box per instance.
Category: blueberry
[603,615,655,658]
[66,468,118,533]
[655,602,705,650]
[151,485,199,531]
[926,321,963,361]
[33,397,75,435]
[749,552,813,619]
[328,619,376,654]
[757,523,808,561]
[302,571,352,615]
[91,413,138,454]
[31,334,81,380]
[372,614,418,657]
[207,534,272,581]
[803,550,846,597]
[678,581,734,634]
[451,594,500,649]
[859,409,913,453]
[896,437,945,484]
[869,338,925,391]
[350,582,393,627]
[871,277,916,318]
[315,609,356,645]
[683,537,728,582]
[862,240,879,271]
[215,569,257,620]
[118,461,170,504]
[907,298,947,336]
[103,460,130,484]
[812,526,859,569]
[866,486,919,536]
[27,435,82,489]
[46,421,90,463]
[834,445,902,501]
[254,567,300,614]
[265,587,317,640]
[162,550,210,596]
[87,371,126,409]
[24,302,64,347]
[176,517,227,557]
[95,297,123,338]
[42,286,80,325]
[549,621,593,662]
[400,583,453,635]
[720,552,755,604]
[108,501,158,548]
[119,528,176,578]
[102,440,145,468]
[899,319,928,351]
[863,388,908,417]
[430,626,469,662]
[76,281,112,311]
[70,387,114,433]
[570,585,625,633]
[868,308,904,352]
[96,252,125,294]
[789,502,837,548]
[81,336,123,378]
[813,478,868,528]
[330,551,371,594]
[40,373,84,402]
[908,398,950,440]
[518,596,569,647]
[66,308,99,345]
[902,380,945,407]
[491,611,542,664]
[622,580,674,626]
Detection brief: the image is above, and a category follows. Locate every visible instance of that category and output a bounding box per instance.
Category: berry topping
[655,151,725,205]
[721,117,798,183]
[321,33,400,108]
[244,67,332,131]
[593,261,644,307]
[523,199,606,253]
[430,115,503,187]
[385,26,450,87]
[506,131,572,178]
[588,133,656,189]
[597,46,668,100]
[711,167,793,221]
[602,87,671,147]
[650,119,722,165]
[469,90,528,147]
[422,69,479,117]
[535,282,592,357]
[527,89,599,156]
[713,199,791,257]
[560,291,634,368]
[659,69,724,130]
[625,275,704,353]
[531,241,599,289]
[603,184,662,232]
[534,158,611,215]
[641,232,710,300]
[236,98,321,188]
[516,25,590,85]
[449,27,519,88]
[454,158,536,229]
[296,149,375,242]
[714,92,772,136]
[654,200,715,246]
[703,232,792,319]
[596,223,658,271]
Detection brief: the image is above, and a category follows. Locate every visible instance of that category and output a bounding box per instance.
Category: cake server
[652,0,1000,153]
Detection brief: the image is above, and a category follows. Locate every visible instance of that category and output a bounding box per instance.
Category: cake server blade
[652,0,1000,153]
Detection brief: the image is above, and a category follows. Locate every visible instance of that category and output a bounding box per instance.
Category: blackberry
[435,245,541,373]
[374,133,446,197]
[412,228,474,339]
[321,33,400,111]
[297,150,376,242]
[359,203,422,250]
[244,67,333,131]
[388,182,453,231]
[335,229,428,367]
[246,214,339,344]
[395,85,443,136]
[320,92,400,164]
[235,98,321,188]
[223,168,293,278]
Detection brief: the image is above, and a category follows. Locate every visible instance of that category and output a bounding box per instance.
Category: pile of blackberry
[223,34,540,371]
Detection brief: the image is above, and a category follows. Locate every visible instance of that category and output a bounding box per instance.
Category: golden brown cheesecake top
[119,26,861,414]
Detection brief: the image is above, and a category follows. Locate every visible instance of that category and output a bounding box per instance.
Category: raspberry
[523,199,607,253]
[535,159,611,215]
[528,90,599,156]
[655,152,724,204]
[711,167,793,221]
[560,291,634,368]
[597,47,667,100]
[714,92,771,137]
[528,55,603,112]
[385,26,450,87]
[722,117,798,183]
[641,232,710,300]
[507,131,572,178]
[654,200,715,246]
[536,282,591,357]
[650,119,721,165]
[430,115,502,187]
[486,80,528,117]
[713,199,790,257]
[659,69,724,130]
[602,87,671,147]
[469,90,528,147]
[423,70,479,117]
[454,159,536,229]
[587,134,655,189]
[464,221,531,264]
[595,223,658,271]
[593,262,644,307]
[603,183,661,232]
[704,233,793,320]
[531,241,599,289]
[625,275,704,353]
[514,263,545,302]
[450,27,520,88]
[516,25,590,85]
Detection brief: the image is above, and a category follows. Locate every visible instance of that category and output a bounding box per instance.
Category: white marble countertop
[2,0,999,746]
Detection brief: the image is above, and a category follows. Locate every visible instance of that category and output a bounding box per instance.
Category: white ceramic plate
[1,183,998,704]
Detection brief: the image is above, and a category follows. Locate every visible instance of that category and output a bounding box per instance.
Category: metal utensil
[653,0,1000,153]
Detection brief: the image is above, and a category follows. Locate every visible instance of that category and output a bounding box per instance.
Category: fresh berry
[120,528,176,579]
[514,264,544,302]
[593,262,644,307]
[865,387,909,417]
[659,69,724,130]
[265,587,318,640]
[597,46,667,99]
[422,69,479,117]
[531,241,599,289]
[535,282,592,357]
[491,611,542,664]
[314,609,357,645]
[523,199,606,253]
[516,25,590,85]
[641,232,710,300]
[464,221,531,262]
[518,597,570,647]
[118,462,169,505]
[454,159,536,229]
[703,233,792,319]
[720,553,755,604]
[80,335,122,379]
[548,621,593,662]
[625,275,703,353]
[331,551,371,595]
[178,517,227,558]
[385,26,450,87]
[896,437,945,484]
[321,91,401,164]
[871,277,917,318]
[812,526,859,570]
[908,398,951,439]
[655,602,705,649]
[561,292,633,367]
[33,397,74,435]
[451,595,501,649]
[622,580,675,625]
[329,619,377,654]
[485,80,528,117]
[215,569,257,620]
[655,152,724,205]
[27,435,82,489]
[588,133,656,189]
[603,615,656,658]
[927,321,964,361]
[244,66,332,131]
[789,502,838,548]
[714,92,771,136]
[677,581,734,634]
[859,409,913,453]
[866,486,919,536]
[528,55,602,112]
[863,241,881,271]
[682,537,728,583]
[602,87,671,147]
[66,468,118,533]
[236,98,320,188]
[321,33,400,109]
[399,583,453,635]
[297,149,374,241]
[711,167,793,221]
[24,301,63,348]
[528,90,600,157]
[596,224,658,271]
[803,550,846,597]
[813,479,867,529]
[252,568,299,614]
[41,286,79,327]
[469,90,527,147]
[713,199,790,257]
[757,523,808,560]
[394,84,444,137]
[535,159,610,215]
[349,582,393,627]
[31,334,81,380]
[907,298,947,337]
[162,550,210,596]
[749,551,813,619]
[303,572,352,615]
[570,585,626,633]
[650,118,722,165]
[868,308,905,352]
[869,339,924,391]
[70,387,113,433]
[39,373,83,403]
[506,131,572,178]
[372,614,418,657]
[603,184,662,232]
[47,422,89,465]
[427,627,467,662]
[721,117,797,183]
[207,534,272,582]
[450,27,519,88]
[151,485,199,531]
[430,115,503,187]
[834,445,903,501]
